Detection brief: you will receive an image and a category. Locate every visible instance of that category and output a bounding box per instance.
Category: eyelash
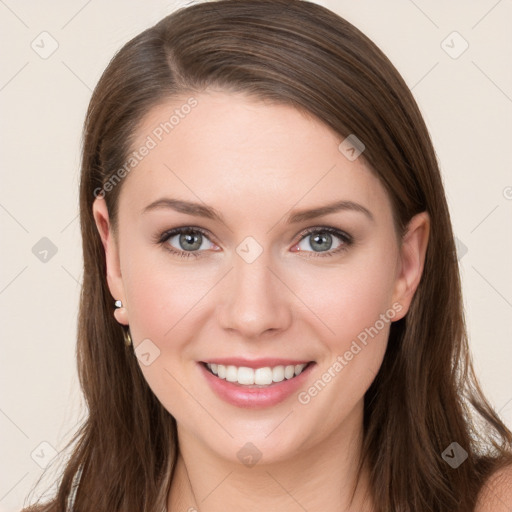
[155,226,353,260]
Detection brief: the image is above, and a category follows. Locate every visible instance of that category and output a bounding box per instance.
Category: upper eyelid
[299,226,352,241]
[160,226,215,244]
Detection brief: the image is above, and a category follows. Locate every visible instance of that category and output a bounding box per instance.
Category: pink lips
[198,359,315,409]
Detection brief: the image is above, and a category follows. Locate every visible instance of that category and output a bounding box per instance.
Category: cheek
[125,261,207,345]
[120,251,210,413]
[291,240,399,350]
[120,246,228,413]
[292,249,399,434]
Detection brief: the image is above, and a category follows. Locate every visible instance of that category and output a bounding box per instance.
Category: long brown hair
[23,1,512,510]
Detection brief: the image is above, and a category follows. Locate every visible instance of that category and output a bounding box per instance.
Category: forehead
[121,90,393,225]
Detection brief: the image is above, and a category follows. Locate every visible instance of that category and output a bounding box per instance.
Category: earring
[114,300,132,347]
[122,326,132,347]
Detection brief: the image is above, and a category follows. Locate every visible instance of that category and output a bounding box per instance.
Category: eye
[292,227,352,257]
[156,225,353,259]
[157,227,217,258]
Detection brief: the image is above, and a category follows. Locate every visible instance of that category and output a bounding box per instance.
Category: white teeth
[205,362,308,386]
[225,365,238,382]
[284,365,295,379]
[254,367,273,385]
[272,365,285,382]
[238,366,255,385]
[217,364,226,379]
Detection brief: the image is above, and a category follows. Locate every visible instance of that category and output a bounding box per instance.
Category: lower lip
[198,362,316,409]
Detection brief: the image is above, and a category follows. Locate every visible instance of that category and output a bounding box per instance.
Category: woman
[22,0,512,510]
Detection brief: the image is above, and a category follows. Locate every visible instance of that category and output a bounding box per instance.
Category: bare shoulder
[474,464,512,512]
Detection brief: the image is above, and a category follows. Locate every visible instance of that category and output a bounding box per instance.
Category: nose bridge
[218,245,291,337]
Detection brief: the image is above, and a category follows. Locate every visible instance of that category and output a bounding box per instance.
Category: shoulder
[474,463,512,512]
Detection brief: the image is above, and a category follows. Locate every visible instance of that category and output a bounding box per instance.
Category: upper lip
[201,358,314,369]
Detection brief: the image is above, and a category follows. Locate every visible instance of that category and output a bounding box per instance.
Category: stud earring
[114,300,132,347]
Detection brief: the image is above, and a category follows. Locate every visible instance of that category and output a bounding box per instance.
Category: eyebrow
[141,198,374,223]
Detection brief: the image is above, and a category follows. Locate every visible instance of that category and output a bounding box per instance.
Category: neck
[167,402,374,512]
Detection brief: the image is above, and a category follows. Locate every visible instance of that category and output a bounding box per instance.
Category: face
[93,90,428,466]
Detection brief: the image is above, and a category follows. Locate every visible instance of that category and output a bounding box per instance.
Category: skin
[93,90,430,511]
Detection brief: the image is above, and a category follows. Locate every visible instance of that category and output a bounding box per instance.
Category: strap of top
[66,464,83,511]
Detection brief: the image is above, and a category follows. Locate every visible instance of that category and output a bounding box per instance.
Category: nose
[217,251,293,339]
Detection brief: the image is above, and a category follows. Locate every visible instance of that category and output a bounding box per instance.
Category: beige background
[1,0,511,510]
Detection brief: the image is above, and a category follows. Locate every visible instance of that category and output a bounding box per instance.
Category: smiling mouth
[201,361,315,387]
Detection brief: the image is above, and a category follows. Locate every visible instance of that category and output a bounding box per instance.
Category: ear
[391,211,430,321]
[92,196,129,326]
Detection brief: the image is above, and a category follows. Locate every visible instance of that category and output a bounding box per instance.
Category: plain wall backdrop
[1,0,511,510]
